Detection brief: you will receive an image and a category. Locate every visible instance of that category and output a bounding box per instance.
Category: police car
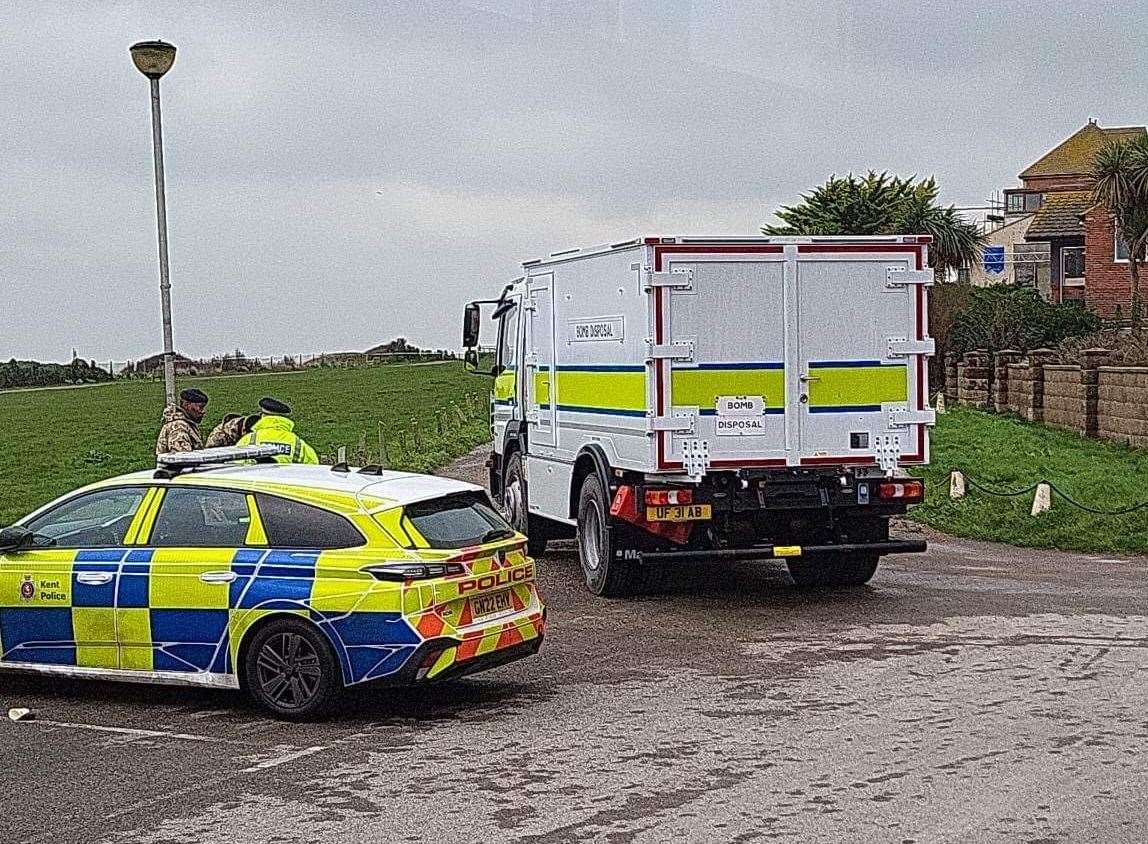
[0,445,545,719]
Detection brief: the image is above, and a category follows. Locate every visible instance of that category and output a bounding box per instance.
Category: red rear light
[876,480,924,502]
[643,487,693,506]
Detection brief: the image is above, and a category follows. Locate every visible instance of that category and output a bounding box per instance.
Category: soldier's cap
[221,413,241,424]
[180,388,209,405]
[259,397,292,416]
[244,414,261,432]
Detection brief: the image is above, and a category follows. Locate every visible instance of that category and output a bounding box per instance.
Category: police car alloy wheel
[243,618,340,720]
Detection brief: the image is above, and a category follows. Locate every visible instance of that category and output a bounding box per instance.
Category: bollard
[949,470,965,500]
[336,445,347,464]
[1031,483,1052,516]
[935,392,946,415]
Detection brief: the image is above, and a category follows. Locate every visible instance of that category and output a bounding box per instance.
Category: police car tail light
[644,488,693,506]
[876,480,924,502]
[363,562,466,581]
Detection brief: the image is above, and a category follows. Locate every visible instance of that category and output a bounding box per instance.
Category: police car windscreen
[401,492,514,549]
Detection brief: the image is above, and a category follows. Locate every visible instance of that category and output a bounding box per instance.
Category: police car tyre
[786,553,879,588]
[503,452,548,558]
[577,474,637,598]
[242,617,341,720]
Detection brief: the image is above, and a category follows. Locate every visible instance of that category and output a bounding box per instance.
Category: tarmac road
[1,448,1146,843]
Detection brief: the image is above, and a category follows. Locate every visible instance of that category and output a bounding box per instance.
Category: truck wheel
[503,452,549,557]
[243,617,341,721]
[577,474,637,598]
[786,554,879,588]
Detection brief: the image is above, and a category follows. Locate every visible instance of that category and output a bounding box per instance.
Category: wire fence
[109,350,457,378]
[322,391,490,472]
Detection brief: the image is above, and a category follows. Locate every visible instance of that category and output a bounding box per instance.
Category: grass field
[911,406,1148,556]
[0,363,491,525]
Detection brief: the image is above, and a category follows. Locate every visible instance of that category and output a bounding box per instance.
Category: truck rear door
[658,250,789,470]
[654,240,931,474]
[793,245,931,468]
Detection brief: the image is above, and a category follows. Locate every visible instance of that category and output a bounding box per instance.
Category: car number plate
[645,504,712,522]
[471,590,513,619]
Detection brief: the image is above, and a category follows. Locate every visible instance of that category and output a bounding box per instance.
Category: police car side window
[24,488,147,548]
[150,488,252,548]
[254,494,365,549]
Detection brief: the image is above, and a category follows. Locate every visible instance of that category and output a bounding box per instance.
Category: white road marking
[241,744,328,773]
[19,719,244,745]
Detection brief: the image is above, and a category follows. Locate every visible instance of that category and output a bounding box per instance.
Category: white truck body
[488,236,934,527]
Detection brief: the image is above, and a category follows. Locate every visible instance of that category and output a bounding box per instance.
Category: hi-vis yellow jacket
[237,416,319,464]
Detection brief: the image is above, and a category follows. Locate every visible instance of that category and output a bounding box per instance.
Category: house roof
[1020,122,1147,179]
[1025,190,1093,240]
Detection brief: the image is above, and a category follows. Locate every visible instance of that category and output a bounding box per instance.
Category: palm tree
[764,172,983,281]
[1093,136,1148,326]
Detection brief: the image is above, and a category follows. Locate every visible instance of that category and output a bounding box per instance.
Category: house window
[1006,192,1042,213]
[1062,247,1085,286]
[1115,234,1145,263]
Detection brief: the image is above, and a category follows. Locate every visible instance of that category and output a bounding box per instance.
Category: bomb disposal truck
[462,236,934,596]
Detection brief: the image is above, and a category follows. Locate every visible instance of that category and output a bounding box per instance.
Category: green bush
[947,285,1100,355]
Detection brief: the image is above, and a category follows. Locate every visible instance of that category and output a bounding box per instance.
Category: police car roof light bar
[154,444,291,478]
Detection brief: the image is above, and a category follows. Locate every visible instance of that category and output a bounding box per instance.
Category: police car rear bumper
[360,634,545,688]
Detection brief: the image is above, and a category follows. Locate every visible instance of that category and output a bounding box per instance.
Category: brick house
[1002,121,1146,318]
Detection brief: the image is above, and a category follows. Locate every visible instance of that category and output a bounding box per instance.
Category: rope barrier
[954,470,1148,516]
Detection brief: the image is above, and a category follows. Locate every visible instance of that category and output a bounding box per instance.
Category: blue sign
[983,245,1005,274]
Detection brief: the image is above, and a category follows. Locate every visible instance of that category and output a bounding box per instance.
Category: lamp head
[130,40,177,79]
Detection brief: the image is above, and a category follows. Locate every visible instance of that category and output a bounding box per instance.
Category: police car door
[129,487,256,675]
[1,486,148,670]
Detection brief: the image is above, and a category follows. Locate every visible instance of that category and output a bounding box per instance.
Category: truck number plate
[645,504,712,522]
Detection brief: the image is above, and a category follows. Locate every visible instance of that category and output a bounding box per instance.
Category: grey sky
[3,0,1145,362]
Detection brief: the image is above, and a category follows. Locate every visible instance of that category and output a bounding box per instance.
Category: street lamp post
[130,40,178,407]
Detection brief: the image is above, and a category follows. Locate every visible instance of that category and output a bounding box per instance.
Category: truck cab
[464,237,932,597]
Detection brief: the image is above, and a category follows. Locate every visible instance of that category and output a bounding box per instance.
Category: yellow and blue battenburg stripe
[806,360,908,413]
[493,360,907,417]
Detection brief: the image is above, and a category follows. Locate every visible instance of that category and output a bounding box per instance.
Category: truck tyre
[243,617,341,721]
[577,474,637,598]
[786,553,879,588]
[503,452,549,557]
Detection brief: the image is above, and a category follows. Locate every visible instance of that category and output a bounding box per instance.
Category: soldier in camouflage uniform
[155,388,208,456]
[204,413,258,449]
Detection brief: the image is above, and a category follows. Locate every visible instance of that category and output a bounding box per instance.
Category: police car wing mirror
[0,526,34,553]
[462,303,481,349]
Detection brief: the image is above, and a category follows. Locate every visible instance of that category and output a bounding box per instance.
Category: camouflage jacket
[204,416,246,449]
[155,405,203,456]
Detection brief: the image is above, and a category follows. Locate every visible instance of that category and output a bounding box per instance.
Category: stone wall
[1097,367,1148,449]
[1042,365,1084,432]
[945,348,1148,450]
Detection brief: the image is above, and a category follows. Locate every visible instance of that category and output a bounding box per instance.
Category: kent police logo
[19,575,34,601]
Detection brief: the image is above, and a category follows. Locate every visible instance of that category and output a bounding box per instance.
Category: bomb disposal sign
[714,395,767,436]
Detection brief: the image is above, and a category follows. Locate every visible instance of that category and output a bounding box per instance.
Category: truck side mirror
[462,303,481,349]
[464,348,480,372]
[0,526,34,553]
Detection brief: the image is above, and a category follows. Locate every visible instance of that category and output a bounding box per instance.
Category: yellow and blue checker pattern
[0,541,542,688]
